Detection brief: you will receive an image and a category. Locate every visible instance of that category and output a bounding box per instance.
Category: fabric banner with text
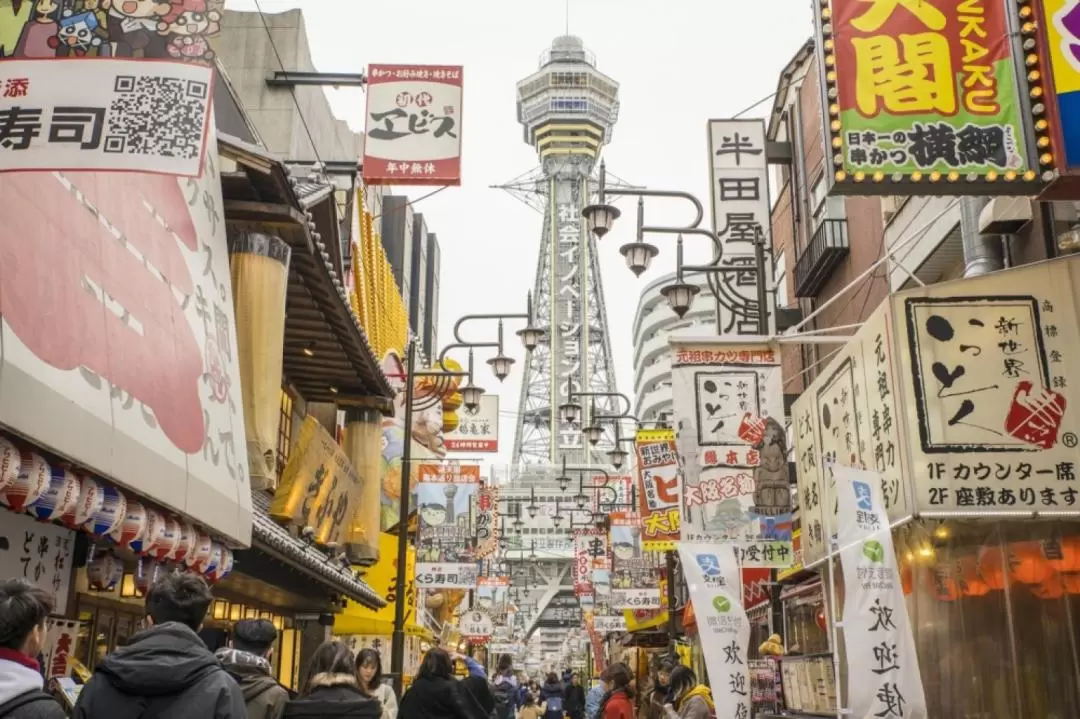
[836,464,927,719]
[634,428,682,551]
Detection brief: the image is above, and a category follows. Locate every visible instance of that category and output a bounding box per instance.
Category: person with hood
[398,648,471,719]
[564,673,587,719]
[538,672,564,719]
[217,618,290,719]
[660,667,712,719]
[490,653,518,719]
[585,679,605,719]
[72,572,245,719]
[356,648,397,719]
[284,641,380,719]
[643,661,673,719]
[0,579,66,719]
[597,664,634,719]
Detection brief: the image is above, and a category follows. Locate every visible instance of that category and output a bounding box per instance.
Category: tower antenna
[565,0,569,34]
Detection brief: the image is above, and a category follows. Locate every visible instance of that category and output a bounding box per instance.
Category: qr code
[105,74,209,160]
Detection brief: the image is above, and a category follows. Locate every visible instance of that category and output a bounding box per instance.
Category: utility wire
[732,91,778,119]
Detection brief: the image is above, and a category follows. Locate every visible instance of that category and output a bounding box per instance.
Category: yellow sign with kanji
[634,428,682,551]
[824,0,1033,188]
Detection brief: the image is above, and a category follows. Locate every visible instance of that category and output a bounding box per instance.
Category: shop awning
[250,491,385,609]
[218,133,393,404]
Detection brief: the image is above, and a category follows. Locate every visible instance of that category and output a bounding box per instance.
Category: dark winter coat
[284,674,381,719]
[217,648,290,719]
[0,651,66,719]
[564,683,587,717]
[539,681,564,719]
[398,675,472,719]
[72,621,246,719]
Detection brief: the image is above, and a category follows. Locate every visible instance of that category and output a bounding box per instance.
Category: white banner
[835,465,927,719]
[592,615,628,633]
[678,543,749,719]
[610,587,662,610]
[414,562,478,589]
[444,394,499,452]
[459,609,494,643]
[0,59,212,176]
[0,509,76,608]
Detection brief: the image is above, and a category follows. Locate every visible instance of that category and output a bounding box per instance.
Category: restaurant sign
[819,0,1038,194]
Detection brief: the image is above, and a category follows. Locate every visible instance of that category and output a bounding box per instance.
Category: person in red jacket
[597,664,635,719]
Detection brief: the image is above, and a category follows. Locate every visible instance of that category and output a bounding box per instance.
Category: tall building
[379,196,414,319]
[425,233,441,360]
[511,36,622,467]
[411,214,431,359]
[632,272,713,425]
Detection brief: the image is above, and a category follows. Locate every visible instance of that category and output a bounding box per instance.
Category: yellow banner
[269,416,366,547]
[634,428,681,551]
[336,532,418,634]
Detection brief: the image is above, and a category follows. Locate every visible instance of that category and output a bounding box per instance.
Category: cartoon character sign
[156,0,220,63]
[52,9,107,55]
[104,0,172,57]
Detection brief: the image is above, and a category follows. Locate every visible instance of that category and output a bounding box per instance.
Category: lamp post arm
[452,313,530,345]
[570,390,634,419]
[605,187,705,229]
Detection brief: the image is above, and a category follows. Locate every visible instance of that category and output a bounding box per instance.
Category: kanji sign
[363,64,463,186]
[0,59,212,177]
[0,510,75,608]
[821,0,1037,193]
[444,394,499,452]
[459,609,494,644]
[634,428,682,551]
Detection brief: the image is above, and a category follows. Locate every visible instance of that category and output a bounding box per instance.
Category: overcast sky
[228,0,814,470]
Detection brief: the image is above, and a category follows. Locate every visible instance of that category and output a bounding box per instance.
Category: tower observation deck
[511,36,622,467]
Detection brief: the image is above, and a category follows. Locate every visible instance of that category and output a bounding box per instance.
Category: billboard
[363,64,463,186]
[1035,0,1080,172]
[819,0,1039,194]
[444,394,499,452]
[707,119,771,335]
[414,463,481,588]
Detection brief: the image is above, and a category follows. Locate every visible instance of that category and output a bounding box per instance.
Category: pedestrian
[644,661,674,719]
[585,679,605,719]
[660,667,712,719]
[490,653,519,719]
[398,647,471,719]
[356,648,397,719]
[284,641,380,719]
[596,664,634,719]
[0,579,66,718]
[217,618,290,719]
[538,672,564,719]
[564,672,586,719]
[72,572,245,719]
[519,692,541,719]
[459,675,495,719]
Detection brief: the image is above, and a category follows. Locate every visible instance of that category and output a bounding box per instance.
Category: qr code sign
[106,75,209,161]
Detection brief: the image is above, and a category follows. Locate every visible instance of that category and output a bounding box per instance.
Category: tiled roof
[292,180,334,207]
[250,490,384,608]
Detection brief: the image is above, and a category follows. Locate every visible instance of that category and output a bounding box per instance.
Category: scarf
[676,686,714,712]
[215,647,272,674]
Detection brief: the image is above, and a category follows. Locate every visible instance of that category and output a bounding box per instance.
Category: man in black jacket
[73,571,246,719]
[0,579,66,719]
[563,673,587,719]
[217,618,290,719]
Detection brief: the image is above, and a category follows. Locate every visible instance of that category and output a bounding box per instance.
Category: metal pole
[390,339,416,697]
[665,550,678,643]
[755,228,770,335]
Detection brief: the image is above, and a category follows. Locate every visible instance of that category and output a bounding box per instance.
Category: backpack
[491,681,516,719]
[545,694,563,713]
[0,689,57,718]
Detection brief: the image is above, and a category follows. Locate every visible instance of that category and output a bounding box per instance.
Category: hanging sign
[634,428,682,551]
[414,462,480,588]
[459,609,495,644]
[672,341,793,567]
[835,464,927,719]
[475,483,500,559]
[444,394,499,452]
[573,528,604,596]
[0,510,75,608]
[43,618,82,680]
[678,543,750,719]
[611,587,663,610]
[592,615,628,633]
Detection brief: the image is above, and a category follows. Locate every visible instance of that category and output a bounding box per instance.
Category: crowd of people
[0,575,713,719]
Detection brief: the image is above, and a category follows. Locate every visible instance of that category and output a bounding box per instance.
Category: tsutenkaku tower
[511,36,622,467]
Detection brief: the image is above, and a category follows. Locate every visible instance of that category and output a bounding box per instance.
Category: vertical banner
[678,544,750,719]
[634,428,682,551]
[573,528,604,596]
[414,463,480,588]
[822,0,1033,188]
[707,119,772,334]
[363,65,464,186]
[43,618,81,679]
[671,343,792,567]
[475,483,500,559]
[835,464,927,719]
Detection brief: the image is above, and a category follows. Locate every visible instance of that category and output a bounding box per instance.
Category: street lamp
[659,236,701,319]
[584,161,770,335]
[551,499,564,529]
[527,488,540,518]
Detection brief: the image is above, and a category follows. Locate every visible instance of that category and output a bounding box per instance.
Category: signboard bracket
[266,71,368,88]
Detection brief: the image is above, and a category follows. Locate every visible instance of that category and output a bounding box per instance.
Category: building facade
[425,233,441,360]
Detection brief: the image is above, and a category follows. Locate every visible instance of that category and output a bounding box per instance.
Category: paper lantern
[153,518,181,561]
[0,436,20,495]
[900,563,914,596]
[958,557,991,597]
[443,391,463,412]
[185,533,212,569]
[208,547,234,582]
[1062,574,1080,595]
[930,567,961,601]
[1042,537,1080,573]
[1008,542,1053,585]
[86,551,123,591]
[171,522,197,563]
[133,556,161,597]
[28,466,80,522]
[1,451,50,512]
[63,475,104,529]
[85,485,127,538]
[977,546,1010,590]
[442,410,459,434]
[130,509,167,556]
[199,543,223,577]
[110,500,148,551]
[1032,573,1065,600]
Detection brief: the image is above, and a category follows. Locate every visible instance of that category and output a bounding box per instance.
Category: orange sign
[417,464,481,483]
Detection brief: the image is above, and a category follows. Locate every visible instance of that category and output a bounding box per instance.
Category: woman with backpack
[538,673,564,719]
[489,654,519,719]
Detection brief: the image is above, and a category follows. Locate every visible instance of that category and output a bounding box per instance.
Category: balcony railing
[795,218,850,297]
